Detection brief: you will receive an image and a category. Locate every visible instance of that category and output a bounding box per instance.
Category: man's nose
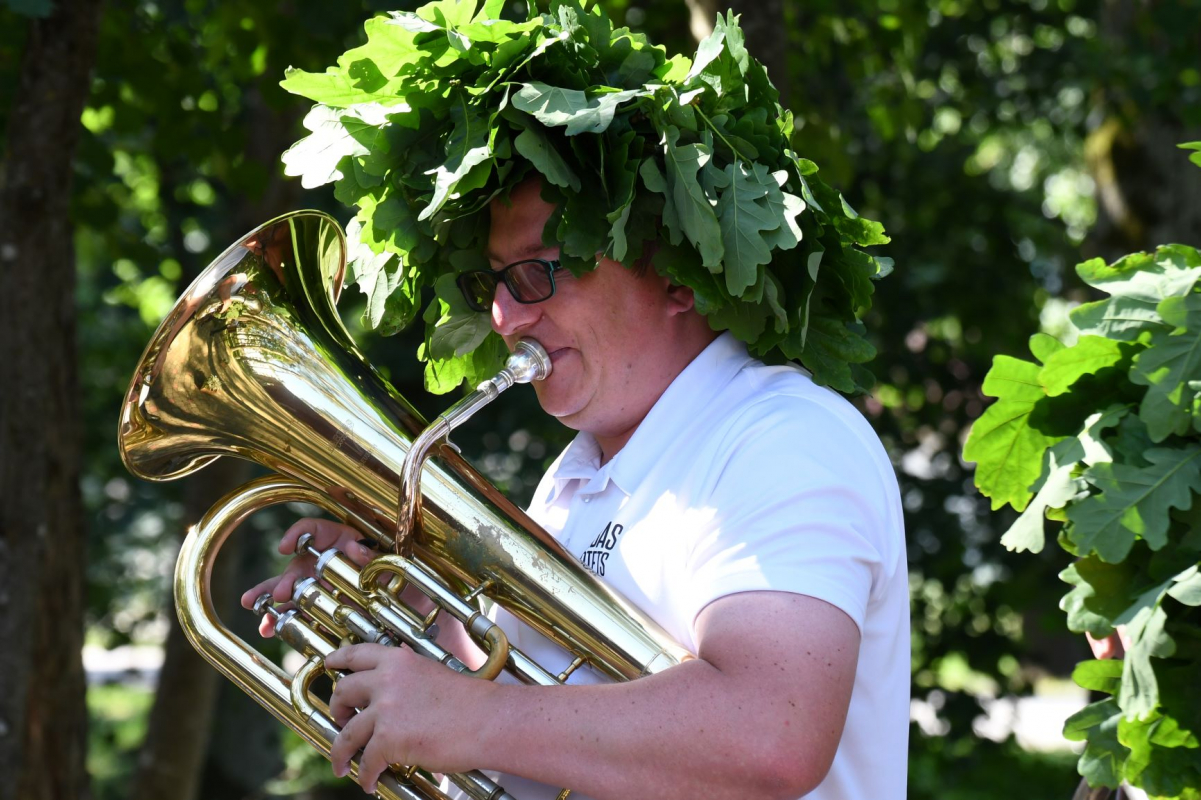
[490,281,541,336]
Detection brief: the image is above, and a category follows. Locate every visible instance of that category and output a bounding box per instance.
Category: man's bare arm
[328,590,859,800]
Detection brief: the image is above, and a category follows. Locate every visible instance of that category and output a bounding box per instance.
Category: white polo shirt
[466,332,909,800]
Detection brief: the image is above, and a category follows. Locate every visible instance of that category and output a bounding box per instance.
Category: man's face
[485,180,683,438]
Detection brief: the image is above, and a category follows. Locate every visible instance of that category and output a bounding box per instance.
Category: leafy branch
[965,239,1201,796]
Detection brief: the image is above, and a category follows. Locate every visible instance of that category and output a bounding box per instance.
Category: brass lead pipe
[393,339,551,554]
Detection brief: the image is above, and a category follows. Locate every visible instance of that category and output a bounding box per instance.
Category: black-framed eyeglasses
[456,258,563,312]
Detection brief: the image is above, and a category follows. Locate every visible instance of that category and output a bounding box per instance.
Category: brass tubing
[360,556,510,681]
[291,656,439,800]
[176,476,445,800]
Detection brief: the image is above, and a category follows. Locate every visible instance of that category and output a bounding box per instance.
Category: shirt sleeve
[683,397,893,636]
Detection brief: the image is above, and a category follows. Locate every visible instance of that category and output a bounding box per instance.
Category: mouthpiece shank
[394,339,551,552]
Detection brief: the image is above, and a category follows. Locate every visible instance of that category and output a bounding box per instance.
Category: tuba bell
[117,211,690,800]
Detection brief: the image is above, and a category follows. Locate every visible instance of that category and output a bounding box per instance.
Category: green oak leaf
[336,16,421,78]
[281,104,391,189]
[1067,447,1201,562]
[660,127,723,269]
[1002,443,1081,554]
[708,158,778,297]
[998,402,1128,554]
[359,192,432,258]
[512,124,581,192]
[1114,579,1176,719]
[1030,331,1066,362]
[1073,659,1125,694]
[557,190,609,265]
[1040,336,1140,397]
[511,82,648,136]
[462,332,509,388]
[833,193,890,246]
[1060,556,1134,635]
[428,273,492,359]
[684,23,726,82]
[420,94,492,221]
[797,316,876,394]
[1076,248,1201,303]
[280,67,404,108]
[1071,296,1169,342]
[1167,566,1201,605]
[759,169,805,252]
[1131,293,1201,442]
[345,218,405,330]
[603,132,640,263]
[1181,141,1201,169]
[1064,699,1126,788]
[964,354,1063,512]
[422,351,468,394]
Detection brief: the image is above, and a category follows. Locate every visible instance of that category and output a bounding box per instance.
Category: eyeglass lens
[458,260,556,311]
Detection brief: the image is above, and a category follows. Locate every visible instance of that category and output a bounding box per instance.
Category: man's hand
[1087,627,1131,660]
[239,517,378,638]
[325,644,487,793]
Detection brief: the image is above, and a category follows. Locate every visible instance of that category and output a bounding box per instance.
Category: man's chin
[532,383,587,426]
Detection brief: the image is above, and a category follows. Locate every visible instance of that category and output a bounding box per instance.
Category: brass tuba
[118,211,690,800]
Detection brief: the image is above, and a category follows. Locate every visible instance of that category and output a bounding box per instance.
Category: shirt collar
[544,332,752,503]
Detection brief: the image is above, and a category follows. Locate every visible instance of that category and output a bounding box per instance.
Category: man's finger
[358,734,396,795]
[330,708,374,780]
[240,575,280,611]
[324,643,388,673]
[281,517,359,555]
[330,671,374,726]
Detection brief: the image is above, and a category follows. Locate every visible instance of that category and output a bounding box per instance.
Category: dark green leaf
[661,126,723,269]
[512,124,581,192]
[1068,448,1201,561]
[1131,293,1201,442]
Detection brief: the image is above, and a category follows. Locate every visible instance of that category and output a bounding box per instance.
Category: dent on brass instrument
[117,211,691,800]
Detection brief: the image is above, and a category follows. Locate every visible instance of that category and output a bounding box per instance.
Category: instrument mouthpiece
[506,339,552,383]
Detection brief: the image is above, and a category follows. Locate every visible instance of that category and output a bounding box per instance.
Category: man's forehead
[486,237,550,264]
[487,183,557,262]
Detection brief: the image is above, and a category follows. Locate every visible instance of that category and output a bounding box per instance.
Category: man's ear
[665,282,696,314]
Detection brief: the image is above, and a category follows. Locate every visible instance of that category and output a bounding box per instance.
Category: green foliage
[87,684,153,800]
[280,0,890,394]
[966,243,1201,794]
[1182,143,1201,170]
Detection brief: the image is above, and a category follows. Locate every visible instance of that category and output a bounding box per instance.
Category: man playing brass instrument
[242,4,908,799]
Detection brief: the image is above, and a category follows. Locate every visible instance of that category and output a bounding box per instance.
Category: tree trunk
[1086,0,1201,259]
[0,2,104,800]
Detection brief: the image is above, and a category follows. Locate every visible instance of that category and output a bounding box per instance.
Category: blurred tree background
[1,0,1198,798]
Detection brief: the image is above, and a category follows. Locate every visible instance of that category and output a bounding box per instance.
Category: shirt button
[582,497,591,503]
